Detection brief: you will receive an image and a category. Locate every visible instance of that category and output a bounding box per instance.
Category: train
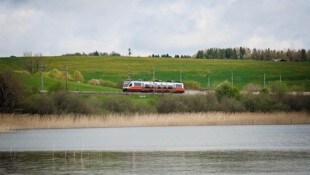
[123,80,185,93]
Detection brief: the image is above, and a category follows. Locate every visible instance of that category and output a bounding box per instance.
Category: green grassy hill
[1,56,310,91]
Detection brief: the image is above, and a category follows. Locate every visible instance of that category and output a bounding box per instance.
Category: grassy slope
[1,56,310,91]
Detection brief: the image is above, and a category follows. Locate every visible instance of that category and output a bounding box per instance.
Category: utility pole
[208,74,210,90]
[263,73,266,89]
[41,63,44,92]
[231,72,234,87]
[153,67,155,94]
[179,70,182,82]
[152,67,155,81]
[65,65,68,92]
[128,67,131,80]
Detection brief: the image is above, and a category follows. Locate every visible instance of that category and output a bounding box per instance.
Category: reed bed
[0,112,309,132]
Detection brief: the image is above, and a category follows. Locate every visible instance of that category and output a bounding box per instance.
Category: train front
[122,80,131,92]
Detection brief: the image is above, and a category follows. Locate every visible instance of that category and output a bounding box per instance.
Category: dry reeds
[0,112,309,132]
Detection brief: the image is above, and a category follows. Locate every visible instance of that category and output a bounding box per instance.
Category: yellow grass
[0,112,309,133]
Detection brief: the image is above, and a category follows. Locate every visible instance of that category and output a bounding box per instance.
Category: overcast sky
[0,0,309,57]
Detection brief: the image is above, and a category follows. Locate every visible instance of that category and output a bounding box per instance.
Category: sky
[0,0,309,57]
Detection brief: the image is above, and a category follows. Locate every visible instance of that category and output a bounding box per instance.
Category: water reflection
[1,125,310,174]
[1,151,310,174]
[1,125,310,151]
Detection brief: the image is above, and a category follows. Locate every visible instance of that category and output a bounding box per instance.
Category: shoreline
[1,112,309,133]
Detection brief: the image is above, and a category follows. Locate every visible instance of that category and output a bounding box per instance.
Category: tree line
[150,54,191,58]
[63,51,121,57]
[195,47,310,61]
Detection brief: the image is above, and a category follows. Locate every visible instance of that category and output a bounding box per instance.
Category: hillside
[1,56,310,91]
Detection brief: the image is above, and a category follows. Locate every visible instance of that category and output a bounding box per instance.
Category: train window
[134,83,142,86]
[129,83,133,87]
[176,84,183,88]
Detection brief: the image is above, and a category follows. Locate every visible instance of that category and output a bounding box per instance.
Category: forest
[195,47,310,61]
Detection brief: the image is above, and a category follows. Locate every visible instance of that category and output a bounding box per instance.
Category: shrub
[157,95,188,113]
[269,81,287,98]
[243,83,261,93]
[102,96,135,113]
[204,93,221,112]
[88,79,100,85]
[260,88,269,94]
[133,103,156,114]
[48,81,65,93]
[46,69,63,79]
[23,94,54,114]
[100,79,117,88]
[282,95,310,112]
[241,94,273,112]
[218,97,245,112]
[53,92,92,114]
[73,71,84,82]
[183,80,201,90]
[216,81,240,99]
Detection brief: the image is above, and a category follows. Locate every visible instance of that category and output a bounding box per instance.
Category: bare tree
[23,52,42,75]
[0,70,25,112]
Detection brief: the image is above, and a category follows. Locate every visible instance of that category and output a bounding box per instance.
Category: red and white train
[123,80,185,93]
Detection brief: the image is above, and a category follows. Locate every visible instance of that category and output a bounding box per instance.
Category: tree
[215,81,240,99]
[110,51,121,56]
[24,56,42,75]
[0,70,25,112]
[128,48,132,56]
[300,49,307,61]
[196,50,204,58]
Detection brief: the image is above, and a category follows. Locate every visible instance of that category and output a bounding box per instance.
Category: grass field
[1,112,309,132]
[0,56,310,91]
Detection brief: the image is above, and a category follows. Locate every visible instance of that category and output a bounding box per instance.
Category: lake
[1,125,310,174]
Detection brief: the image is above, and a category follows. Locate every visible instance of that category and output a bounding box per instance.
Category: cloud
[0,0,309,57]
[243,34,304,50]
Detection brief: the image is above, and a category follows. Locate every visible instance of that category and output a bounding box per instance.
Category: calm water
[1,125,310,174]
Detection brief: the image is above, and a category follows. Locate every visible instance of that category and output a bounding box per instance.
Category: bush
[53,92,92,114]
[73,71,84,82]
[216,81,240,99]
[46,69,63,80]
[157,94,222,113]
[102,95,135,113]
[241,94,273,112]
[23,94,54,114]
[88,79,100,85]
[269,81,287,98]
[48,81,65,93]
[282,95,310,112]
[100,79,117,88]
[243,83,261,93]
[218,97,245,112]
[157,95,188,113]
[204,93,221,112]
[183,80,201,90]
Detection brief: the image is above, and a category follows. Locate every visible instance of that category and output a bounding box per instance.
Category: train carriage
[123,80,185,93]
